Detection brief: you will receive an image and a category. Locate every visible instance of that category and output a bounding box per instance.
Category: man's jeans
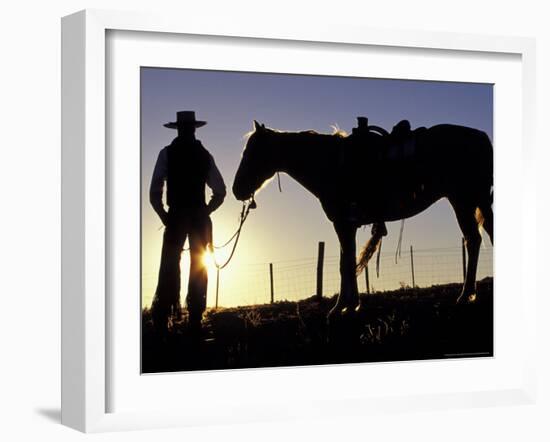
[151,208,211,329]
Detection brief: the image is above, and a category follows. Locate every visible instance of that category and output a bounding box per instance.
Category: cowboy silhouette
[149,111,226,334]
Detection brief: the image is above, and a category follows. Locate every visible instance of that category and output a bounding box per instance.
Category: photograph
[140,67,494,373]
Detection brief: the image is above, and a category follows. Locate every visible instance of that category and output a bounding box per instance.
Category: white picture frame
[61,9,537,433]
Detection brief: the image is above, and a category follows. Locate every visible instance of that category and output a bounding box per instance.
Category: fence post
[269,263,274,304]
[365,265,370,294]
[410,245,415,288]
[461,237,467,282]
[316,241,325,300]
[215,268,220,309]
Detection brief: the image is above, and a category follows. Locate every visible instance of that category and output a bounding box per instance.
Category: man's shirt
[149,145,226,216]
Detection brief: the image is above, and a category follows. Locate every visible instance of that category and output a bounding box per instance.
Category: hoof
[328,296,359,321]
[327,304,344,321]
[340,306,358,317]
[456,292,477,305]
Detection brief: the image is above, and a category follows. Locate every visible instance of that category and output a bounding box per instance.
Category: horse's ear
[253,120,262,131]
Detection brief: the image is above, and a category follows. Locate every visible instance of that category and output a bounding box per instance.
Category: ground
[141,278,493,373]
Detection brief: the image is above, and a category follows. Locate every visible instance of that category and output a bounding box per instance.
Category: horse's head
[233,120,278,201]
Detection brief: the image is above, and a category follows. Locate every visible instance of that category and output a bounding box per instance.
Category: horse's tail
[475,131,494,243]
[482,131,493,198]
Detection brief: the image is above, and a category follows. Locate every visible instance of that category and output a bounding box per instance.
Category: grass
[141,277,493,373]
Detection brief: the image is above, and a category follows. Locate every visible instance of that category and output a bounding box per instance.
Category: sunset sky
[141,68,493,308]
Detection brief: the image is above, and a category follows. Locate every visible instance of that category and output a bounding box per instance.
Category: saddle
[386,120,416,161]
[333,117,426,223]
[349,117,429,166]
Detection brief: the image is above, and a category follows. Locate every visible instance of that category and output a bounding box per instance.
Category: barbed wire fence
[142,240,493,308]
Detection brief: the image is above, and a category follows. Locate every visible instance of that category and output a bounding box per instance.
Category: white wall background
[0,1,548,440]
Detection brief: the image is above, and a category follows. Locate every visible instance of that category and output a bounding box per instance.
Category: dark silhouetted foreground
[142,278,493,373]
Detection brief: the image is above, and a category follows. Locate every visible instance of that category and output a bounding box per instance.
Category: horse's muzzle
[232,183,252,202]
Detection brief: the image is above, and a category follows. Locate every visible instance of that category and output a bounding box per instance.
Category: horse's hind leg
[478,202,493,245]
[450,199,482,304]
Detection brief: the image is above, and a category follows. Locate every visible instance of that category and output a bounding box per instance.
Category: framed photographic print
[61,9,537,432]
[140,68,496,374]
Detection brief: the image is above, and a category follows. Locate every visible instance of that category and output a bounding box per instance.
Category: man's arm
[149,148,168,225]
[206,154,226,214]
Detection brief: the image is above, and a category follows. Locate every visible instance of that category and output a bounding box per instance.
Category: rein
[164,198,255,269]
[211,197,255,270]
[213,169,280,269]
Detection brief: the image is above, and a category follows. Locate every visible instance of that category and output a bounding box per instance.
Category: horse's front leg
[328,221,359,318]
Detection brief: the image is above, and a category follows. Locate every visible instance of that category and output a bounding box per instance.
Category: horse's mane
[299,127,348,138]
[242,125,349,156]
[246,126,348,141]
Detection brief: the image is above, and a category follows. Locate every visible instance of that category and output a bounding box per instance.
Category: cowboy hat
[163,111,207,129]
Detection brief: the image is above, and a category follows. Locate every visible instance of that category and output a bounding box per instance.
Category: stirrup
[371,222,387,237]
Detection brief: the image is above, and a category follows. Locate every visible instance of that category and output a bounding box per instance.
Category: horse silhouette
[233,119,493,318]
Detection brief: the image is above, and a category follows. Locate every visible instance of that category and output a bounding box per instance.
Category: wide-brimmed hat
[163,111,207,129]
